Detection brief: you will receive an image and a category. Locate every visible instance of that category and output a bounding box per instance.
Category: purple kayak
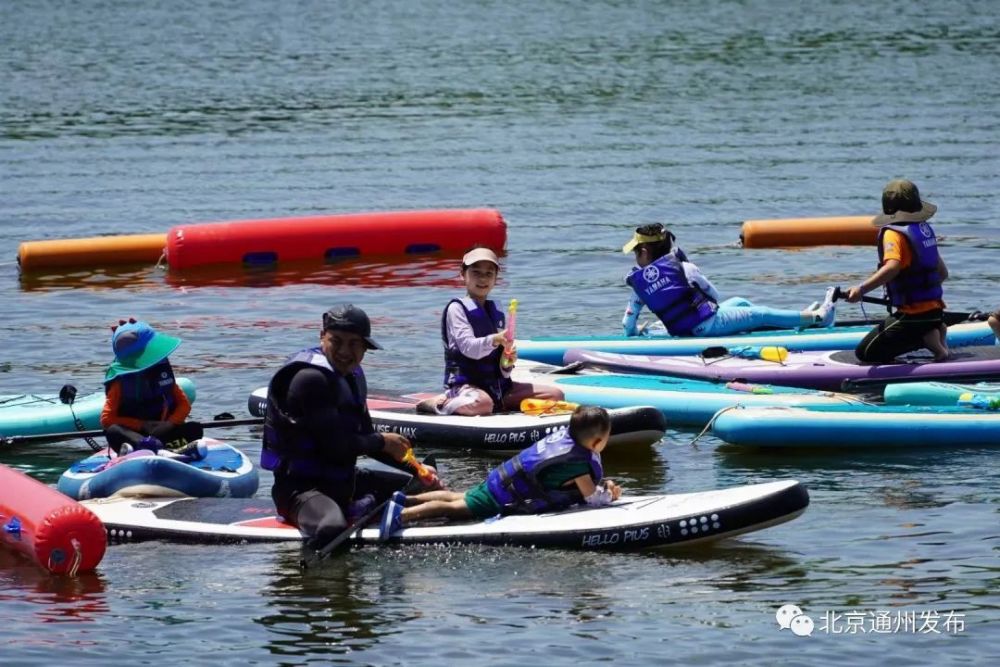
[563,346,1000,392]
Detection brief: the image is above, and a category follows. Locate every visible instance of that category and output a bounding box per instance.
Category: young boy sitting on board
[417,246,564,416]
[100,319,203,455]
[378,405,620,540]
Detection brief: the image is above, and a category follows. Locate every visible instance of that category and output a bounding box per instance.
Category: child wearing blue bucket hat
[100,318,203,455]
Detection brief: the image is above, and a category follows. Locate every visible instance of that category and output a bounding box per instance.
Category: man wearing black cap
[261,304,418,547]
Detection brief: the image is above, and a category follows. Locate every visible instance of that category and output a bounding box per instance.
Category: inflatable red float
[0,465,107,575]
[166,208,507,270]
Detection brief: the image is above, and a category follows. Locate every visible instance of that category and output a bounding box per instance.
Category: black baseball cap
[322,304,382,350]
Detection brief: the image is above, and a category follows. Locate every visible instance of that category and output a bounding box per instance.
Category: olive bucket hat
[872,179,937,227]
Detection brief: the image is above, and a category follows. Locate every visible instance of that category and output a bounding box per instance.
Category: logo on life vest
[642,265,660,283]
[919,222,933,237]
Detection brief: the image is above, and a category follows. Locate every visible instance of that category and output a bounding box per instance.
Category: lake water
[2,0,998,664]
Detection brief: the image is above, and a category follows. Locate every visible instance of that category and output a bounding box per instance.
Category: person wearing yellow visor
[621,224,836,337]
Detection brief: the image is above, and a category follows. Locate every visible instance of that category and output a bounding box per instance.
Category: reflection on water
[18,254,472,292]
[0,551,108,625]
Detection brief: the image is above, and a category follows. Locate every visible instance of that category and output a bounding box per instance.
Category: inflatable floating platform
[57,439,259,500]
[83,480,808,550]
[247,389,666,454]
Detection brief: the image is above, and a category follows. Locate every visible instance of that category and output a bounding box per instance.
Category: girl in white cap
[419,246,564,416]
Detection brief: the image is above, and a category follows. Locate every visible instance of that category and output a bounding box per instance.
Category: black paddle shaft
[831,287,984,326]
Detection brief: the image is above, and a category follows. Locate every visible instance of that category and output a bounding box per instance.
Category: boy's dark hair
[635,223,674,260]
[569,405,611,444]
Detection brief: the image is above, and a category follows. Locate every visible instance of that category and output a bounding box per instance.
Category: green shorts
[464,481,501,520]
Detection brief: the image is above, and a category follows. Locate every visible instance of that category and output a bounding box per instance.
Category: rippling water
[2,0,998,664]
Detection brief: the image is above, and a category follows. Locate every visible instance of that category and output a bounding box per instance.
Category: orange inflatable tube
[740,216,879,248]
[166,209,507,270]
[0,465,107,575]
[18,234,166,272]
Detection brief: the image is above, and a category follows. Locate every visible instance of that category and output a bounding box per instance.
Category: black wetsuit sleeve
[286,367,386,462]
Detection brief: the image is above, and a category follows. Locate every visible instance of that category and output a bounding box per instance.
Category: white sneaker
[821,286,837,309]
[814,303,836,328]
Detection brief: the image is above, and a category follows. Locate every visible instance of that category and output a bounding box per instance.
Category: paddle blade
[520,398,580,416]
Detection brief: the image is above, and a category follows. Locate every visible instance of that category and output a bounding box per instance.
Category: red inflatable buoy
[0,465,107,575]
[165,208,507,270]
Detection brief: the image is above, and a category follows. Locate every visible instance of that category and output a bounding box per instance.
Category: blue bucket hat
[104,320,182,382]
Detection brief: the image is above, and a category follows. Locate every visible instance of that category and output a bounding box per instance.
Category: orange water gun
[402,448,438,485]
[520,398,580,416]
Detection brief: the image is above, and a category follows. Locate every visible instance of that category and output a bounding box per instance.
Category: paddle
[830,286,987,326]
[301,454,436,569]
[0,416,264,447]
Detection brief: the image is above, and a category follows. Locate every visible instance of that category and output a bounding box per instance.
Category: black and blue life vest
[625,254,717,336]
[878,222,944,308]
[441,297,512,409]
[261,348,368,485]
[106,359,178,422]
[485,428,604,514]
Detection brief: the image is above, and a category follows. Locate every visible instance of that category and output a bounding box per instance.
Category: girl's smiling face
[462,260,498,301]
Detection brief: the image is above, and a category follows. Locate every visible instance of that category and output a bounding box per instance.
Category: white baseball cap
[462,248,500,267]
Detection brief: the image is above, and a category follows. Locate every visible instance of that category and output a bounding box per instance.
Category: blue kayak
[514,362,867,427]
[516,320,996,365]
[0,378,197,438]
[710,404,1000,448]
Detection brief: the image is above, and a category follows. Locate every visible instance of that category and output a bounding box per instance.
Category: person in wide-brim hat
[104,320,182,382]
[848,180,950,363]
[871,178,938,227]
[100,319,202,456]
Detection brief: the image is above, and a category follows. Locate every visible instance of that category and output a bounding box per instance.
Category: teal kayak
[0,378,196,438]
[514,362,868,427]
[516,320,996,365]
[711,403,1000,448]
[883,381,1000,406]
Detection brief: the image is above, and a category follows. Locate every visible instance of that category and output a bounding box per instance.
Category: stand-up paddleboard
[710,404,1000,448]
[512,361,868,427]
[883,380,1000,406]
[57,438,259,500]
[0,378,196,439]
[516,320,995,365]
[246,388,666,453]
[565,346,1000,392]
[82,480,808,550]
